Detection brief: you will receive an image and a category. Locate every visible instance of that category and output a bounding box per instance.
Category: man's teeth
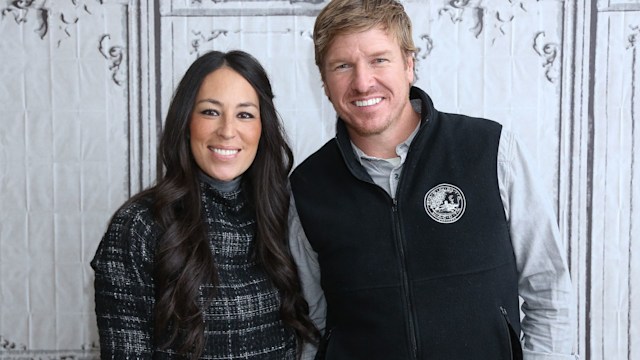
[212,148,239,155]
[354,98,382,107]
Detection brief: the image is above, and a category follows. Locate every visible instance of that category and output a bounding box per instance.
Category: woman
[91,50,319,359]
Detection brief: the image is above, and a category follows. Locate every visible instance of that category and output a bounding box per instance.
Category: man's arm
[288,194,327,360]
[497,130,579,360]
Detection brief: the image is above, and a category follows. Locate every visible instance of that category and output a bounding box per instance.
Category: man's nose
[351,65,374,93]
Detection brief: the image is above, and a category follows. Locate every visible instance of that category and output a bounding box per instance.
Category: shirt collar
[351,99,423,166]
[198,171,242,193]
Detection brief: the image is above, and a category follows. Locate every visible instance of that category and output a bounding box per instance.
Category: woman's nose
[216,117,235,139]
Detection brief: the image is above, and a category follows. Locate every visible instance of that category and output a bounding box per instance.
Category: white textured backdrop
[0,0,638,359]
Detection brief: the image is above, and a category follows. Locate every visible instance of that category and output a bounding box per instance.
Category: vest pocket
[499,307,523,360]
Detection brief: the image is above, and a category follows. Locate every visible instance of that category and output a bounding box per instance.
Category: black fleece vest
[291,88,521,360]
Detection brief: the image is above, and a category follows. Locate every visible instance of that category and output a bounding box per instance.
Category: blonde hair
[313,0,417,79]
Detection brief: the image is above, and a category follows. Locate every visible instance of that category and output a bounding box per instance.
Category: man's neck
[349,109,420,159]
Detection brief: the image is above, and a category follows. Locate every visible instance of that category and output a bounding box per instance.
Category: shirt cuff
[300,342,318,360]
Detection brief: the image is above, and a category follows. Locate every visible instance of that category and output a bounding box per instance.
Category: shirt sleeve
[288,194,327,360]
[90,205,156,359]
[497,130,579,360]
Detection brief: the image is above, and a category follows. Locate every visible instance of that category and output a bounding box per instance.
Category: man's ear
[406,54,415,84]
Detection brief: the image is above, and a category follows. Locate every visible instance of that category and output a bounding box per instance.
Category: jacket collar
[334,86,437,181]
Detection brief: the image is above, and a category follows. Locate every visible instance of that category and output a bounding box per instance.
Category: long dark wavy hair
[130,50,319,358]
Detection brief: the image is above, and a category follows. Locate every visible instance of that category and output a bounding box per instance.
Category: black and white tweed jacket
[91,179,296,359]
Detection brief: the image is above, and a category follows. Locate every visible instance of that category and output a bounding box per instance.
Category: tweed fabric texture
[91,180,296,359]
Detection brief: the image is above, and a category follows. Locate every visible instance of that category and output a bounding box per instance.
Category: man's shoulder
[292,138,340,176]
[429,112,504,144]
[437,111,502,130]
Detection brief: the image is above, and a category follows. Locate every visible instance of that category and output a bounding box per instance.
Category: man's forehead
[326,29,398,57]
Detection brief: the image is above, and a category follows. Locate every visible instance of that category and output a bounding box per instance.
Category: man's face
[322,26,414,143]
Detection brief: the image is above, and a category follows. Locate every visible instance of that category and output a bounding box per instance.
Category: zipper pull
[500,306,511,323]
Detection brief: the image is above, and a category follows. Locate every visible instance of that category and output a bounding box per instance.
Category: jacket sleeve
[497,130,579,360]
[90,204,156,359]
[288,194,326,360]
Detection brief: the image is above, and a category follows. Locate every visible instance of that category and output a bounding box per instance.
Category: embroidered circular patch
[424,183,466,224]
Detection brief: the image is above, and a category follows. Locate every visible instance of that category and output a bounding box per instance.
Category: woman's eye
[201,109,219,116]
[238,112,256,120]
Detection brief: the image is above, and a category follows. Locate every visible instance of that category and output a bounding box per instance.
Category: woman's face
[189,66,262,182]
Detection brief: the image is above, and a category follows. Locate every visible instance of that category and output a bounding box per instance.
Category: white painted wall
[0,0,637,358]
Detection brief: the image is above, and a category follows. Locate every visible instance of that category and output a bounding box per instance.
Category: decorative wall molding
[0,1,147,354]
[1,1,638,359]
[0,1,128,91]
[559,1,640,358]
[421,1,564,84]
[598,0,640,11]
[126,0,160,194]
[99,34,127,86]
[190,29,229,55]
[437,0,543,43]
[0,335,26,352]
[0,0,106,46]
[557,0,594,357]
[533,31,561,83]
[0,335,98,359]
[160,0,329,16]
[628,23,640,48]
[188,27,313,56]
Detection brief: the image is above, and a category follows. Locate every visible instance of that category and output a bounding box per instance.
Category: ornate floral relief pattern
[533,31,560,83]
[1,0,123,87]
[172,0,328,16]
[0,335,98,359]
[189,27,307,57]
[299,29,313,40]
[191,29,230,55]
[414,34,435,82]
[0,334,27,352]
[436,0,561,84]
[1,0,47,38]
[191,0,325,4]
[99,34,126,86]
[627,24,639,123]
[1,0,104,46]
[627,24,640,50]
[417,34,435,60]
[438,0,538,44]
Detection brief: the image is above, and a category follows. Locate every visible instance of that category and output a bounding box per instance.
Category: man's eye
[373,58,388,64]
[335,63,350,70]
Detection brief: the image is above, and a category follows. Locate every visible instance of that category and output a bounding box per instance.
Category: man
[289,0,577,359]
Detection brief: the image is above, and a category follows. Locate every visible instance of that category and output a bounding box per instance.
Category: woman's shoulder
[110,195,156,229]
[91,194,160,271]
[103,195,160,250]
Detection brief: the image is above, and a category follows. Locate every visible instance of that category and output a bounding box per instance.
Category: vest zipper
[500,306,523,360]
[392,198,419,359]
[499,307,514,359]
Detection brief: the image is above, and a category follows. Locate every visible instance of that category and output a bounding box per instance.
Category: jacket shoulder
[291,138,340,177]
[438,112,502,131]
